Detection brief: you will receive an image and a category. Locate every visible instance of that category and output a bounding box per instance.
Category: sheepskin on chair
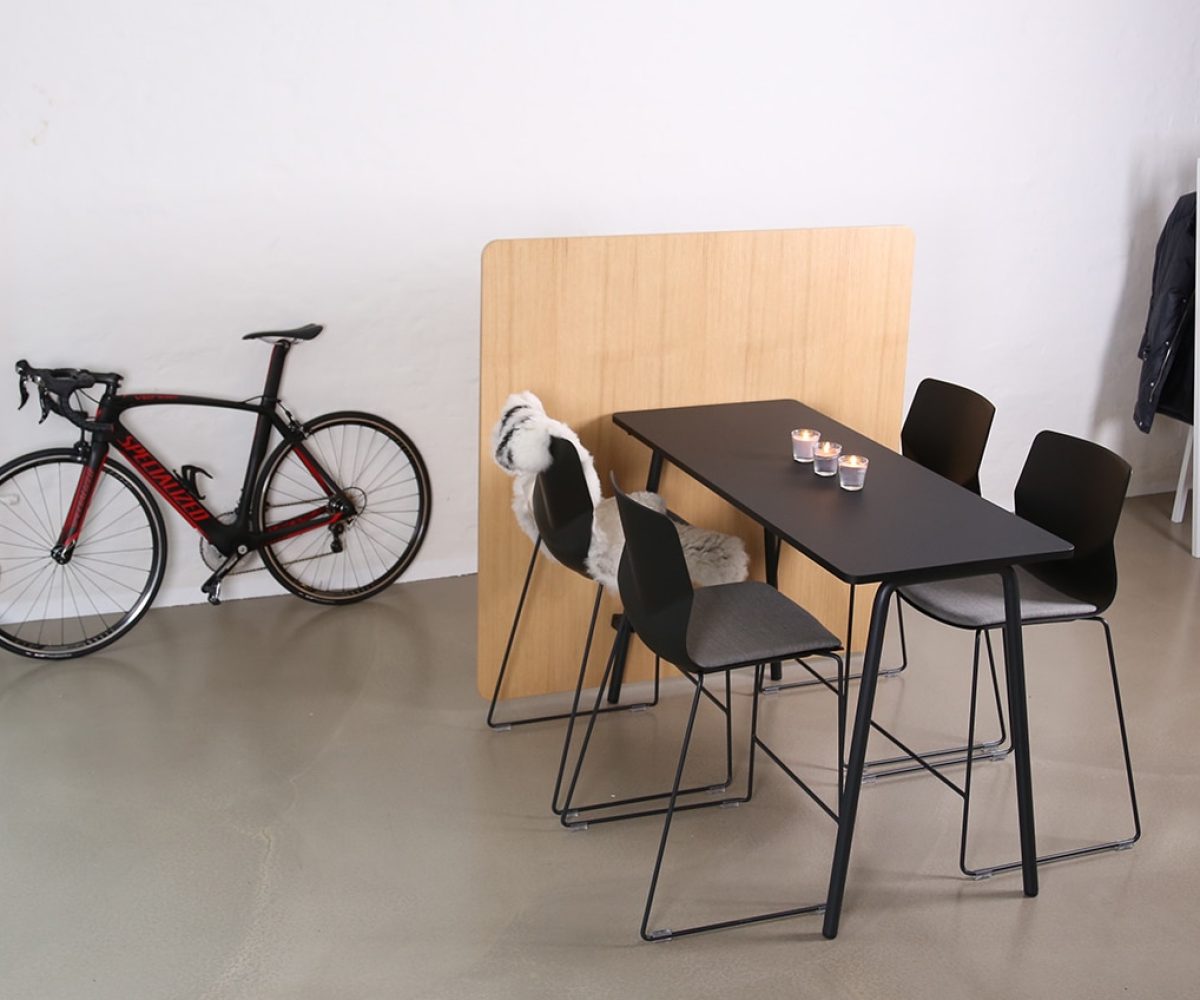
[491,392,748,591]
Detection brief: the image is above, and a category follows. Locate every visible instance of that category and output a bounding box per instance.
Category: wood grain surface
[479,226,914,700]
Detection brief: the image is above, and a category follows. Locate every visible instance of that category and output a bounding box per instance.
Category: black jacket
[1135,193,1196,432]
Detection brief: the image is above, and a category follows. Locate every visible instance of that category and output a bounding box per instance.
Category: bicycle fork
[51,440,108,566]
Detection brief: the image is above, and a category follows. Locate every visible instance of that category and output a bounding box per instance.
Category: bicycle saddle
[242,323,324,342]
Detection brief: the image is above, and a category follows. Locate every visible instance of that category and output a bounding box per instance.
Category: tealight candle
[838,454,869,491]
[813,441,842,477]
[791,428,821,463]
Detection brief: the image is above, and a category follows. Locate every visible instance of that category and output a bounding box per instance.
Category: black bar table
[613,400,1072,939]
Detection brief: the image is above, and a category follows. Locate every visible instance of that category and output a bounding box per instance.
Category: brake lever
[17,375,28,411]
[38,386,51,424]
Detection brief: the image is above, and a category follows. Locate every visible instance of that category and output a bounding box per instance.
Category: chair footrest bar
[488,698,656,731]
[564,793,751,829]
[765,662,905,692]
[867,737,1007,770]
[964,837,1139,879]
[643,902,825,942]
[562,777,737,818]
[864,747,1010,781]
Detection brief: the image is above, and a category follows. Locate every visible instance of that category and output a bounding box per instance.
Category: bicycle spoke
[67,554,142,600]
[357,451,411,497]
[65,562,117,634]
[62,565,93,644]
[350,520,405,562]
[75,490,142,544]
[0,522,50,550]
[74,553,152,572]
[351,428,391,487]
[77,520,151,549]
[8,480,56,547]
[74,482,131,541]
[353,522,392,580]
[34,565,61,646]
[33,466,59,545]
[0,553,45,570]
[0,558,53,600]
[5,562,56,635]
[357,515,416,547]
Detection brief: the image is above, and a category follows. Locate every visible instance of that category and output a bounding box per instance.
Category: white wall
[3,0,1198,607]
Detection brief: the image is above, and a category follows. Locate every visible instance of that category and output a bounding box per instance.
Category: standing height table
[614,399,1072,938]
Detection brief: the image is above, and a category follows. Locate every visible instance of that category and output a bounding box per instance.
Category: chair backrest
[1015,430,1131,614]
[901,378,996,494]
[612,476,695,669]
[531,436,595,576]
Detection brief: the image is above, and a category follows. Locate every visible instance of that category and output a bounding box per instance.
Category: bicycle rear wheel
[255,411,430,604]
[0,449,167,658]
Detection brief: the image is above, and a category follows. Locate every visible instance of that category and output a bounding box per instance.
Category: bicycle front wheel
[255,412,431,604]
[0,449,167,659]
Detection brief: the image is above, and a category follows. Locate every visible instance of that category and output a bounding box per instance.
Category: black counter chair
[599,477,843,941]
[488,436,674,824]
[891,431,1141,876]
[858,378,1008,777]
[770,380,999,761]
[901,377,996,494]
[487,436,659,737]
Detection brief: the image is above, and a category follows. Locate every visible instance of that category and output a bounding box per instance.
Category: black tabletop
[614,399,1072,585]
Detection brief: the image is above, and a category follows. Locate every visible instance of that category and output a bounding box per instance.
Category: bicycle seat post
[262,341,291,405]
[234,340,292,519]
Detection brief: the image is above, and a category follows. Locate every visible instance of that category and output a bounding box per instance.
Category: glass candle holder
[812,441,842,477]
[791,428,821,463]
[838,454,869,491]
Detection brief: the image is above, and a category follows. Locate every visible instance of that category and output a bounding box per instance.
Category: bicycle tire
[254,411,431,604]
[0,448,167,659]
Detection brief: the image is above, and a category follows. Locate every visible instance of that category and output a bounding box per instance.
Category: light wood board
[479,226,914,700]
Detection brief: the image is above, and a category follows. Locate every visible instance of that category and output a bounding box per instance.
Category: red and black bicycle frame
[54,341,346,562]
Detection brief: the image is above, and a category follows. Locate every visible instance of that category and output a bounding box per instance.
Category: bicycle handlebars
[15,359,123,430]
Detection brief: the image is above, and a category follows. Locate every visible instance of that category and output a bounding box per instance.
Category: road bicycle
[0,323,431,659]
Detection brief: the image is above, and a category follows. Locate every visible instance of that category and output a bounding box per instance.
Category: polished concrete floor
[1,494,1198,999]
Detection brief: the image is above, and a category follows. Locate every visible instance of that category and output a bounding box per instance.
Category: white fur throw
[491,392,749,591]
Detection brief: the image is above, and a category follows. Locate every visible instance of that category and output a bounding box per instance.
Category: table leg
[764,528,783,681]
[822,580,895,939]
[606,450,666,705]
[999,565,1039,897]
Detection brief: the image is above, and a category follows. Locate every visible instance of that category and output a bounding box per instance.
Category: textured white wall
[3,0,1198,607]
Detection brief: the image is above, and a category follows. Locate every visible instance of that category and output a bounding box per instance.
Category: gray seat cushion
[899,566,1097,629]
[686,581,841,671]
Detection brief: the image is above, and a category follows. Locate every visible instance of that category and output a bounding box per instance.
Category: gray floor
[1,494,1198,999]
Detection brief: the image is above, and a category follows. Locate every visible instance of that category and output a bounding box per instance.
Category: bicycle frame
[54,341,345,561]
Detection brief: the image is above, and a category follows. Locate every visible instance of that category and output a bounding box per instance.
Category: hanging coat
[1134,192,1196,432]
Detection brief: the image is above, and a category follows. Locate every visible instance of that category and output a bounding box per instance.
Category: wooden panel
[479,226,914,699]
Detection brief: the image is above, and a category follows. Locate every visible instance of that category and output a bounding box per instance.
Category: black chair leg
[551,588,624,813]
[486,538,542,729]
[487,539,659,730]
[641,678,707,940]
[959,615,1142,878]
[641,667,826,941]
[556,645,737,828]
